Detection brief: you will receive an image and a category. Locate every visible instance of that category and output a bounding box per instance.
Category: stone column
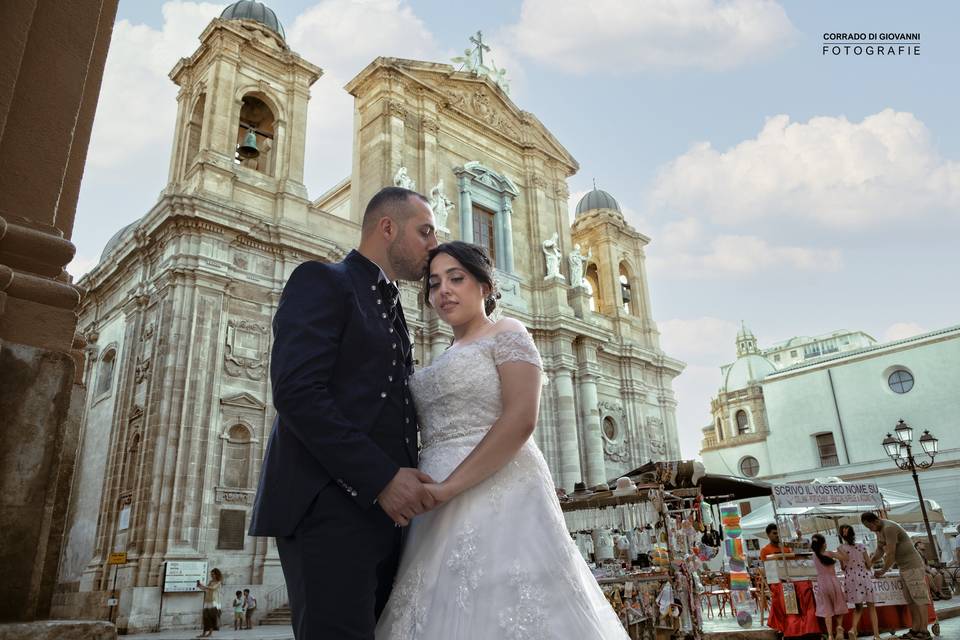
[457,175,473,242]
[0,0,120,626]
[552,367,582,489]
[501,198,515,273]
[578,373,606,487]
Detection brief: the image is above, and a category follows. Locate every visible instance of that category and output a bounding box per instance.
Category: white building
[701,324,960,521]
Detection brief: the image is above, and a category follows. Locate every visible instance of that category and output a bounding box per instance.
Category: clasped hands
[377,468,455,527]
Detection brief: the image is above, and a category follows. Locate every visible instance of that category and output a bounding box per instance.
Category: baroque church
[53,2,685,631]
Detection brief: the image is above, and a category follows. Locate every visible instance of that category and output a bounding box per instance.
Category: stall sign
[163,561,208,592]
[782,582,799,615]
[868,576,908,607]
[771,482,882,508]
[811,575,908,607]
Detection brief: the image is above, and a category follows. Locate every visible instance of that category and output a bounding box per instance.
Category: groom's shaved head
[361,187,429,237]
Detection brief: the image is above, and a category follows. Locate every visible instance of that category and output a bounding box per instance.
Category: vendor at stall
[760,523,791,560]
[862,512,932,640]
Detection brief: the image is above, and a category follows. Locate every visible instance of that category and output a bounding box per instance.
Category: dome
[99,219,139,263]
[221,1,285,39]
[575,187,621,216]
[723,354,776,392]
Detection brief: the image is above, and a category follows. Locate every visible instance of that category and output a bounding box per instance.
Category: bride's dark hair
[422,241,501,316]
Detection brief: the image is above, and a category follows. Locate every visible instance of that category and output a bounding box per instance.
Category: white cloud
[87,2,225,168]
[883,322,925,342]
[649,231,842,278]
[650,109,960,229]
[287,0,442,192]
[659,315,739,458]
[673,364,724,459]
[505,0,796,74]
[660,316,739,363]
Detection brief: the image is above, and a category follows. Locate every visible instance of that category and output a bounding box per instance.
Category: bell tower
[165,1,322,224]
[570,186,660,348]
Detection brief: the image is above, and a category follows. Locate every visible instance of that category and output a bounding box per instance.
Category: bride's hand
[424,482,454,506]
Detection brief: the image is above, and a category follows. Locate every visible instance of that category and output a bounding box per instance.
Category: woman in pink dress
[811,533,850,640]
[838,524,881,640]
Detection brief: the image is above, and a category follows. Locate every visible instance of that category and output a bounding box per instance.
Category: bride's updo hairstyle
[423,241,501,316]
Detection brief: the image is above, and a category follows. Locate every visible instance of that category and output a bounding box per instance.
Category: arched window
[716,418,725,441]
[736,410,750,435]
[222,424,252,488]
[235,93,276,175]
[185,93,205,170]
[585,263,600,312]
[95,349,116,396]
[619,263,633,314]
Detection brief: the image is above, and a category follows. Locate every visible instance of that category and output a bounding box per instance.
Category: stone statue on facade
[542,232,564,280]
[568,244,591,289]
[428,179,454,232]
[450,31,511,95]
[393,166,415,191]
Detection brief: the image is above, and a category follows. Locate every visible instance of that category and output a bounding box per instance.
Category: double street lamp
[881,419,940,564]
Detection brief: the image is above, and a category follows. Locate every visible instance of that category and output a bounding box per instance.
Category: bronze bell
[238,129,259,159]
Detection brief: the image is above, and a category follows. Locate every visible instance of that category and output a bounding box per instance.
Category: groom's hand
[377,468,437,526]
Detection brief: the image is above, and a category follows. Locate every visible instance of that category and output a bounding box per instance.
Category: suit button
[380,391,387,398]
[371,285,377,291]
[405,437,410,444]
[405,398,409,405]
[388,375,394,382]
[405,418,410,424]
[350,490,358,497]
[392,343,397,349]
[381,312,387,319]
[377,298,382,305]
[389,328,394,333]
[392,360,396,366]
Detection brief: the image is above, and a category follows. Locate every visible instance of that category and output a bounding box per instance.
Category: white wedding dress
[375,329,628,639]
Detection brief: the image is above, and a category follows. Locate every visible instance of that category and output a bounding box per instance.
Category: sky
[72,1,960,460]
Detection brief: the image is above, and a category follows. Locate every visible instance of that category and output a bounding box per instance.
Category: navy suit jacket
[249,251,418,537]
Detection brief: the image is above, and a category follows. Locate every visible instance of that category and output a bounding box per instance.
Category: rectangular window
[472,205,496,266]
[790,350,798,358]
[217,509,246,550]
[816,433,839,467]
[773,354,781,362]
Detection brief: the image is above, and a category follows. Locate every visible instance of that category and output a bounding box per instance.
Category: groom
[249,187,439,639]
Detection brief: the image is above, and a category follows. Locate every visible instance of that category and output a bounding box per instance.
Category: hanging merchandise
[719,503,758,628]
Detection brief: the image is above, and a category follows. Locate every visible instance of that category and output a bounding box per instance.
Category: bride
[376,241,627,639]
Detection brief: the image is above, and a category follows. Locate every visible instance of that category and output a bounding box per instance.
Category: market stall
[558,461,774,639]
[561,481,701,640]
[760,480,937,638]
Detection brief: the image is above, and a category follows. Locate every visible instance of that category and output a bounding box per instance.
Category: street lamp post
[881,419,940,564]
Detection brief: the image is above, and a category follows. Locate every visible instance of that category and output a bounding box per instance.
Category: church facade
[53,3,684,631]
[701,323,960,523]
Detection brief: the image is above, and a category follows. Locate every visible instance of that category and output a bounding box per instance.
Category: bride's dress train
[376,329,628,639]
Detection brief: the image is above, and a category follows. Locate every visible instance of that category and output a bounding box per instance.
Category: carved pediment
[220,392,265,411]
[454,161,519,196]
[347,59,577,170]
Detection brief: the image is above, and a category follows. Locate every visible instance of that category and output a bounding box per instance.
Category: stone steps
[258,605,291,626]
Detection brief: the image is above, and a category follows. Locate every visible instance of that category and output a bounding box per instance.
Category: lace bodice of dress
[410,329,542,450]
